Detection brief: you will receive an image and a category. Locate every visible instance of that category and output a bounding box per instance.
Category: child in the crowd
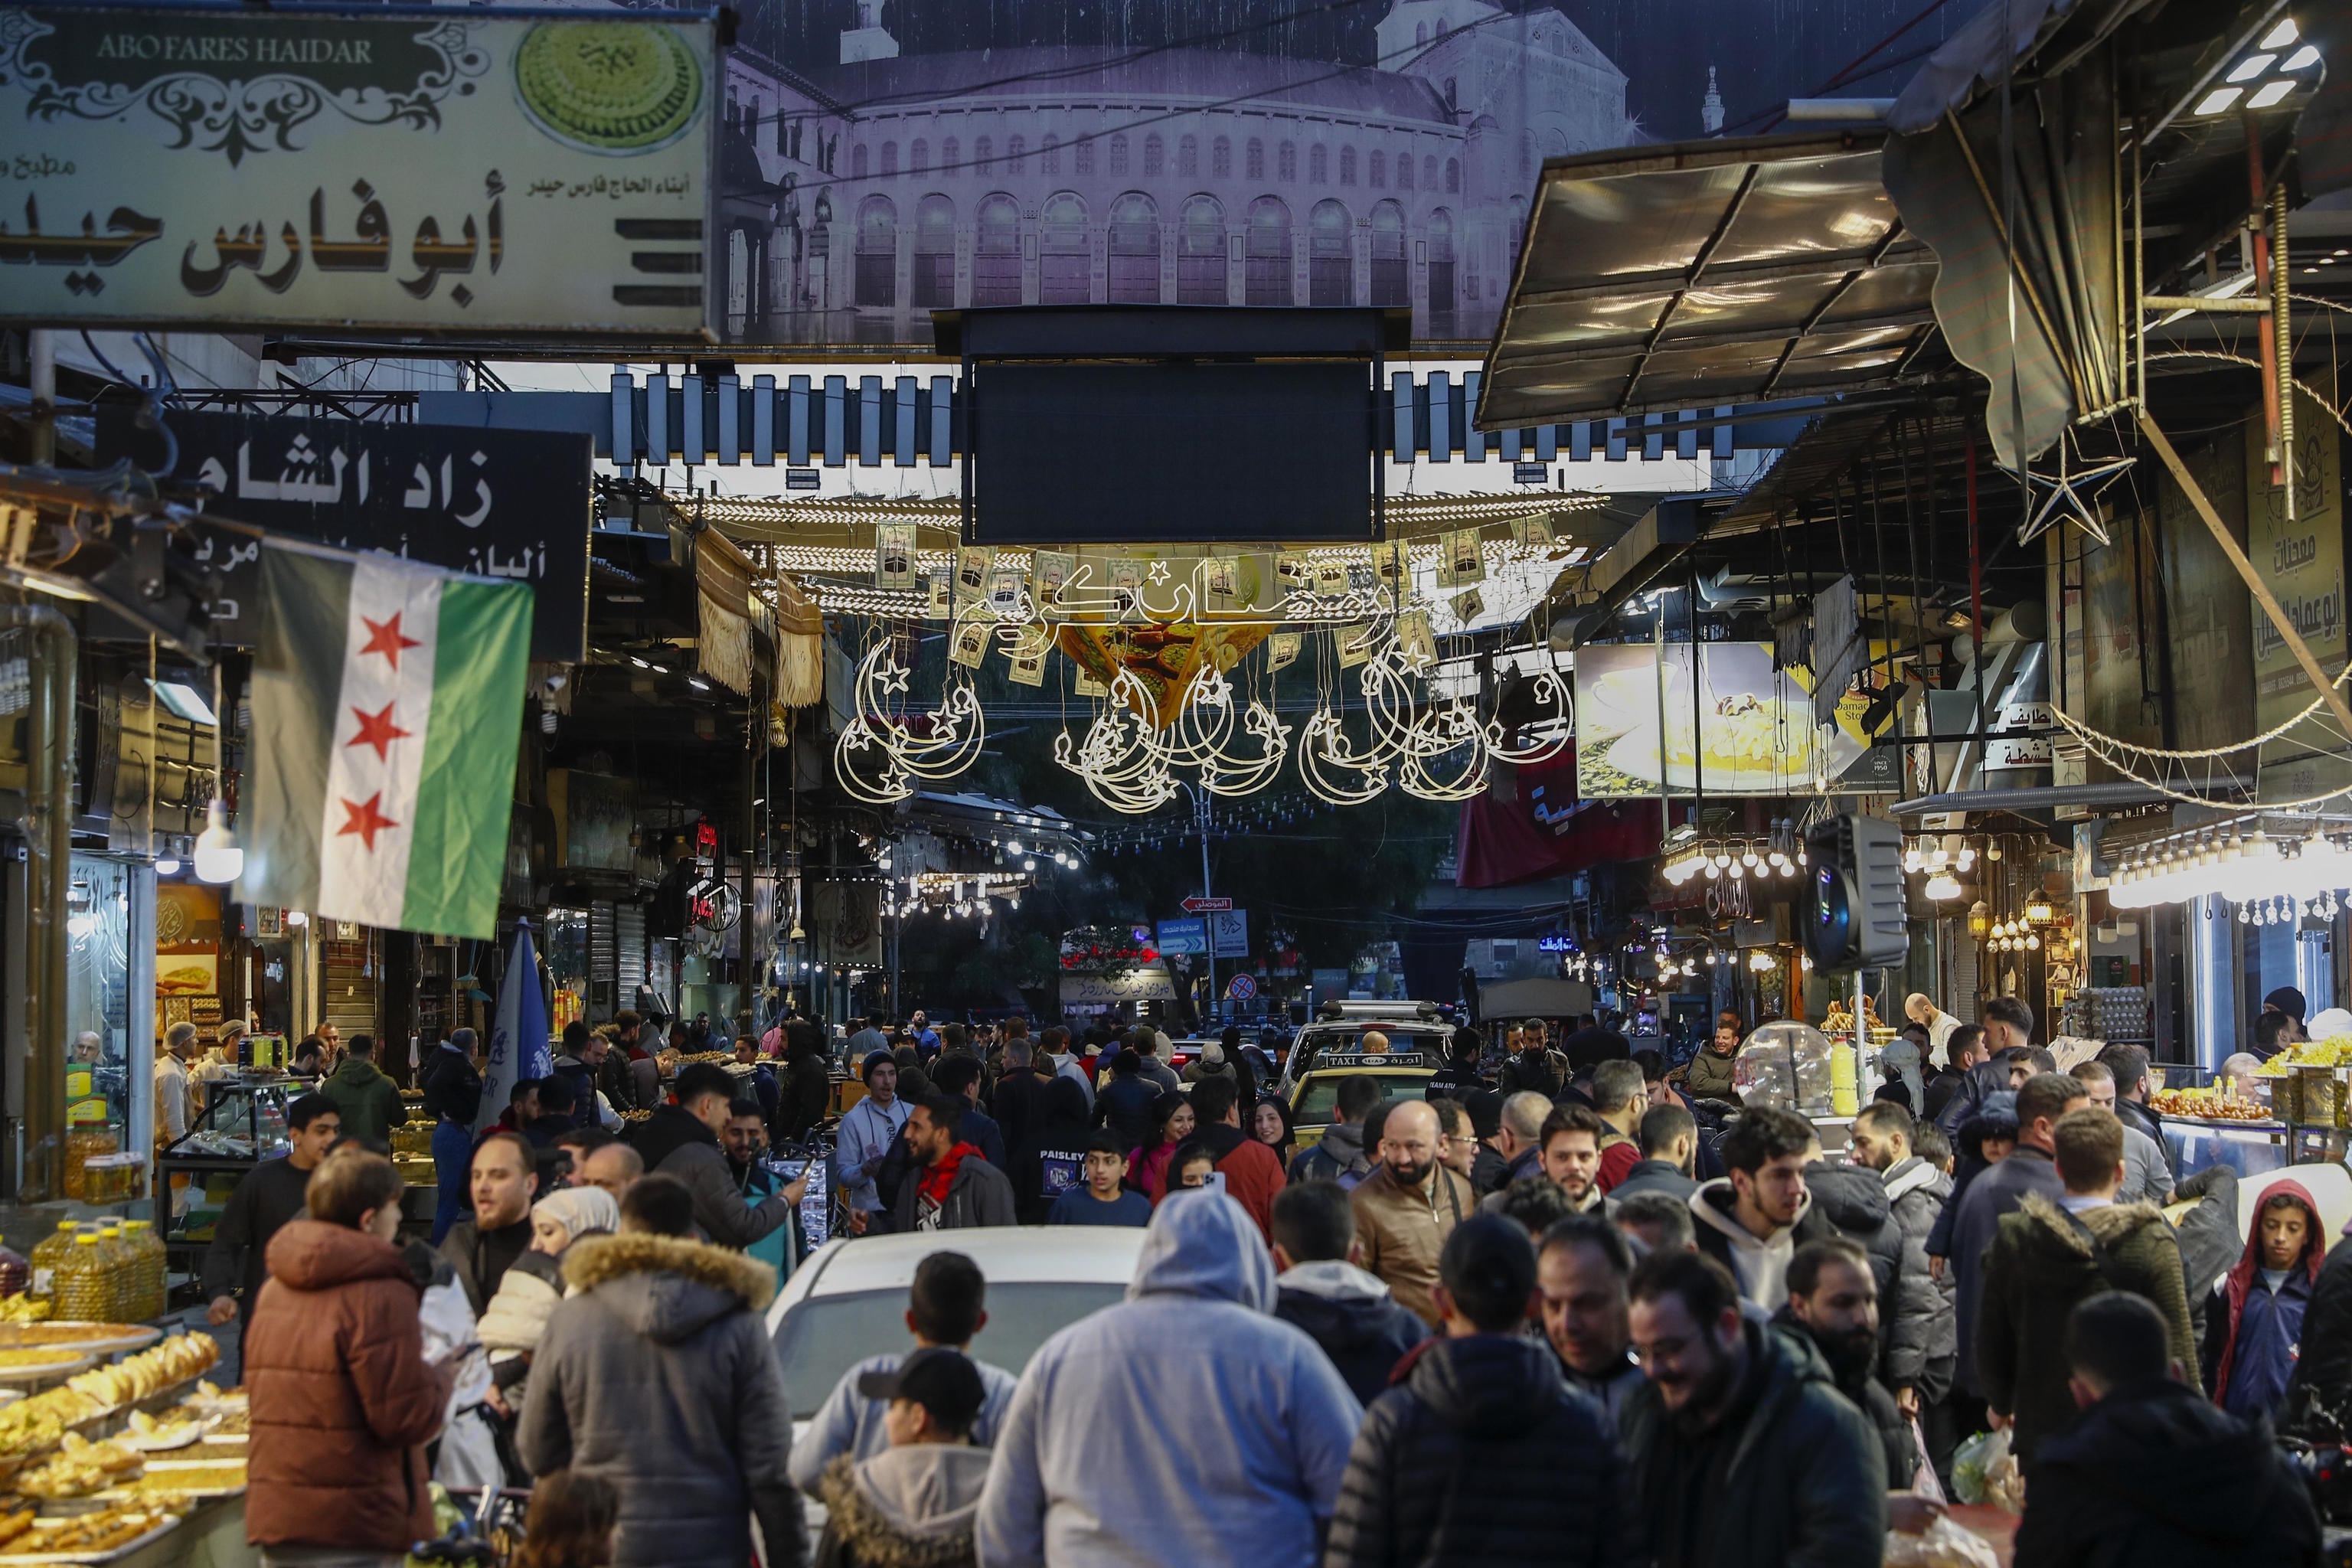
[2204,1181,2325,1421]
[516,1469,618,1568]
[817,1348,992,1568]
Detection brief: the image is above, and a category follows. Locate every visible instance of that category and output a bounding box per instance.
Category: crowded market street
[2,0,2350,1563]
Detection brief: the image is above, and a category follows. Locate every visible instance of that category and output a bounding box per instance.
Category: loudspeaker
[1803,813,1909,971]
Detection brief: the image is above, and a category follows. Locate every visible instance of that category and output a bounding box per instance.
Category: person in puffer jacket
[477,1187,620,1419]
[1270,1181,1428,1406]
[816,1348,993,1568]
[1801,1129,1938,1424]
[1322,1215,1642,1568]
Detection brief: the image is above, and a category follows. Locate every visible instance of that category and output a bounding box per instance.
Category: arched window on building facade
[1076,138,1096,175]
[852,143,870,179]
[1341,146,1357,185]
[1180,134,1199,176]
[1446,157,1460,193]
[1396,149,1413,191]
[942,136,959,172]
[1144,133,1165,178]
[1178,194,1226,305]
[1309,144,1328,185]
[1368,149,1386,188]
[910,139,929,174]
[855,194,896,308]
[1427,207,1455,333]
[1109,134,1129,177]
[975,136,993,175]
[1246,196,1292,306]
[882,141,898,176]
[1108,191,1160,302]
[1308,198,1351,306]
[1369,199,1406,307]
[1008,135,1025,173]
[1423,155,1438,191]
[1214,136,1233,178]
[1042,135,1060,174]
[1246,139,1266,180]
[1278,141,1297,182]
[972,193,1021,305]
[1040,191,1090,304]
[912,194,955,308]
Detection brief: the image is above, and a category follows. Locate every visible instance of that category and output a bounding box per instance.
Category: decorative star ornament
[2014,433,2135,549]
[877,659,910,697]
[1148,560,1171,585]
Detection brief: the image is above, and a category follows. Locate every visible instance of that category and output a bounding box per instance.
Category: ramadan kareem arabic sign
[0,5,717,338]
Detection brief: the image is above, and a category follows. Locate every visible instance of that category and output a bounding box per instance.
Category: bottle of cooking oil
[54,1235,107,1324]
[93,1227,132,1324]
[119,1221,164,1321]
[28,1222,77,1308]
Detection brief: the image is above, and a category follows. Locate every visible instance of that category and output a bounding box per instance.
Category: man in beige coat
[1348,1099,1473,1326]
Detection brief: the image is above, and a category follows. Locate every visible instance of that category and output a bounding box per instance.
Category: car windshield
[773,1282,1127,1418]
[1294,1072,1433,1125]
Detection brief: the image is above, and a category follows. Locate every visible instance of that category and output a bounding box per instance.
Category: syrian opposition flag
[236,546,533,939]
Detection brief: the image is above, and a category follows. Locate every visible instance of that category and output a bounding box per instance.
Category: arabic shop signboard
[97,408,590,662]
[0,7,717,338]
[2246,385,2347,754]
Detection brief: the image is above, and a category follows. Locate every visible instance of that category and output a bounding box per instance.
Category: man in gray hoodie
[976,1191,1362,1566]
[1288,1075,1379,1185]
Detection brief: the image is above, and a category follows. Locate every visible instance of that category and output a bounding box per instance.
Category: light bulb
[284,909,308,928]
[1704,862,1720,880]
[1007,839,1024,855]
[193,799,243,885]
[1741,848,1759,867]
[152,855,181,877]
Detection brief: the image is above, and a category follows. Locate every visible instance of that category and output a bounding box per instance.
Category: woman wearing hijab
[478,1186,622,1415]
[1128,1092,1196,1203]
[1251,1093,1297,1170]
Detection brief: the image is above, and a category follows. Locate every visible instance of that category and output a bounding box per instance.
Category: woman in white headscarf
[476,1186,622,1413]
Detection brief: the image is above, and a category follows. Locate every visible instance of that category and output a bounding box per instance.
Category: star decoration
[359,611,421,670]
[347,701,412,762]
[2014,434,2135,549]
[1148,560,1171,585]
[877,661,910,696]
[336,792,400,851]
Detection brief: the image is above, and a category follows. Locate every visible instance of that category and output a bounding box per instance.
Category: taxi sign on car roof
[1308,1053,1431,1072]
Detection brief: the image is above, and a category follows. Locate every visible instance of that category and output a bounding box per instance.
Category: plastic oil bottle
[53,1235,107,1324]
[93,1227,132,1324]
[27,1222,76,1308]
[119,1220,164,1321]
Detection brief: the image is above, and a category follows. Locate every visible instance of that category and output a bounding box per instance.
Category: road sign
[1211,910,1250,959]
[1226,973,1257,1001]
[1155,918,1207,956]
[1182,896,1233,913]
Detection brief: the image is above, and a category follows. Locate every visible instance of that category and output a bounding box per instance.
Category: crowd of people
[197,995,2345,1568]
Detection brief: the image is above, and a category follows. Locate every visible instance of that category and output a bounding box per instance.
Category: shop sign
[1984,701,2055,772]
[1060,969,1177,1004]
[0,7,716,338]
[1536,933,1575,952]
[98,408,590,662]
[2246,384,2347,749]
[1156,917,1207,956]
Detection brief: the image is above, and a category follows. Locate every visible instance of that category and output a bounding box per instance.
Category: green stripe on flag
[234,548,353,913]
[402,578,533,939]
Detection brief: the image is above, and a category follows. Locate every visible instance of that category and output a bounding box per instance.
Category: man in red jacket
[1185,1074,1287,1243]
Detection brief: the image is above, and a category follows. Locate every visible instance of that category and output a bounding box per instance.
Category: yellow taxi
[1286,1049,1440,1142]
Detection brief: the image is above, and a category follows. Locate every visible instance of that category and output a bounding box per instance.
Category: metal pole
[1197,787,1217,1026]
[5,607,75,1200]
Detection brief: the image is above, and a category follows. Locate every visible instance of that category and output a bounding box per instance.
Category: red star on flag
[336,792,400,851]
[347,701,412,762]
[359,611,421,671]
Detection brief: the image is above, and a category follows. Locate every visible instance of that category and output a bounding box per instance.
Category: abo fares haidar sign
[0,5,717,338]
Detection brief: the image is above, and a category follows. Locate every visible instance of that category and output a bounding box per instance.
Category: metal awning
[1476,131,1942,431]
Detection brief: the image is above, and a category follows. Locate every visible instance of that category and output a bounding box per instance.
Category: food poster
[153,883,220,1043]
[1575,642,1894,798]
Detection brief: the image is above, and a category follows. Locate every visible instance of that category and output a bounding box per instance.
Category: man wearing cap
[818,1348,995,1568]
[835,1054,911,1235]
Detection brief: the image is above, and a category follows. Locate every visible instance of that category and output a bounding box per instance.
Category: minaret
[841,0,898,64]
[1700,66,1724,134]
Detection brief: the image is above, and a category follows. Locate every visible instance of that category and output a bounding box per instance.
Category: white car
[766,1227,1145,1540]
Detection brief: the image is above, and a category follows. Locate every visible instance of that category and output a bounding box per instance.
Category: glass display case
[1731,1021,1853,1116]
[157,1076,301,1272]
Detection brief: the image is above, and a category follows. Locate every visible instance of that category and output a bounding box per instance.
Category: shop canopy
[1475,131,1942,433]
